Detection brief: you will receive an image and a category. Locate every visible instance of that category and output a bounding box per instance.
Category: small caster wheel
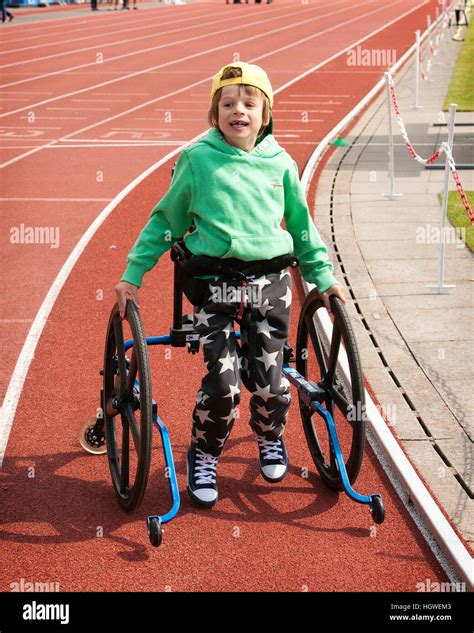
[78,418,106,455]
[370,495,385,524]
[148,518,163,547]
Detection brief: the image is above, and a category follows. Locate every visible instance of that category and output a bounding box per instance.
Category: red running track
[0,0,449,593]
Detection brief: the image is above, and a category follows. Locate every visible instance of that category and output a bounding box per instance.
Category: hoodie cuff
[310,269,339,294]
[121,263,146,288]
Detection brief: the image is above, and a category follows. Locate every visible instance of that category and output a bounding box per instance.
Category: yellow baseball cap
[210,62,273,107]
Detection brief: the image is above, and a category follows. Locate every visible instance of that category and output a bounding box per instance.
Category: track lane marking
[0,5,296,64]
[0,1,349,93]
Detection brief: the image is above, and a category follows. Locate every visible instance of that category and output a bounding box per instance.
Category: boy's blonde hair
[208,67,271,136]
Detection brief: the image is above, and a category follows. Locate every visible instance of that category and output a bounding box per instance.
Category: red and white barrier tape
[420,10,450,80]
[387,74,474,225]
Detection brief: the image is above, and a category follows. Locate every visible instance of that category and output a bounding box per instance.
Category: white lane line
[0,197,113,201]
[0,0,431,468]
[46,107,111,111]
[0,7,230,58]
[0,0,354,96]
[0,320,34,324]
[0,7,292,70]
[289,93,353,97]
[0,4,225,49]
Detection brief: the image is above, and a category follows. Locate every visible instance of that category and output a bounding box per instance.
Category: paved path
[314,30,473,551]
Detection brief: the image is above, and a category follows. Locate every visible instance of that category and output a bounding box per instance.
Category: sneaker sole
[186,485,218,508]
[259,466,288,483]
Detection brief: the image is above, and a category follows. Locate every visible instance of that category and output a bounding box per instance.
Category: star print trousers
[191,271,292,457]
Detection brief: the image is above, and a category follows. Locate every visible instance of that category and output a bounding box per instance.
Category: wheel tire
[103,301,152,512]
[370,495,385,524]
[296,291,366,490]
[148,518,163,547]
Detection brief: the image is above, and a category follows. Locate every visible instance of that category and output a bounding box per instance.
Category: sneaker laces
[257,437,284,462]
[194,448,218,485]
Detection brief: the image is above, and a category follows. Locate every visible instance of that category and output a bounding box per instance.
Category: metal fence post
[427,104,457,293]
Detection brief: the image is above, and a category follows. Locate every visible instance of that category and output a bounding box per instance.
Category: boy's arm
[283,162,339,294]
[121,151,194,288]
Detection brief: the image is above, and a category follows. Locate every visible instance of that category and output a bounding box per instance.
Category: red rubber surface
[0,0,449,592]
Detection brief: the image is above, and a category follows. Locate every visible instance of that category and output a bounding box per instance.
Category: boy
[115,62,346,507]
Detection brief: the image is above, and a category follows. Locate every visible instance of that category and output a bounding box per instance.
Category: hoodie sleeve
[121,151,194,287]
[283,161,338,293]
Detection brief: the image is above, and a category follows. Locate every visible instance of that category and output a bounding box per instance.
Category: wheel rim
[103,303,152,510]
[296,293,366,487]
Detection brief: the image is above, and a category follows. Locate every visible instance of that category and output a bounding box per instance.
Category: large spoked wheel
[103,301,152,511]
[296,291,366,490]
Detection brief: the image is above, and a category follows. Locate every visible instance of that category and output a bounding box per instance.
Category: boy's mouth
[230,120,249,128]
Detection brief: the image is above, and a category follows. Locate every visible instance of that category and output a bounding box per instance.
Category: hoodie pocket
[223,234,294,260]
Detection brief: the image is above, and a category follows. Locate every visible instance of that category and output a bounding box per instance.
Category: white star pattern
[218,352,236,374]
[216,432,230,449]
[279,270,291,281]
[256,349,279,372]
[278,287,292,309]
[194,308,216,327]
[219,408,238,425]
[257,299,274,317]
[254,420,275,433]
[199,333,215,347]
[251,276,271,291]
[257,318,278,339]
[223,381,240,400]
[252,382,275,402]
[256,404,275,419]
[194,429,207,442]
[195,390,209,406]
[194,409,213,424]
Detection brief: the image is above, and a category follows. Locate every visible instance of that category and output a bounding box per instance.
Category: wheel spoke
[125,349,138,395]
[120,415,130,493]
[325,320,341,387]
[113,317,127,397]
[305,311,328,378]
[124,402,141,453]
[330,384,351,417]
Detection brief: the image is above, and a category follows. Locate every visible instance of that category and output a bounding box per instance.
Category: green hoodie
[122,128,338,293]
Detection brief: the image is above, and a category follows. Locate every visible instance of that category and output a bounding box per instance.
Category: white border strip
[299,0,473,588]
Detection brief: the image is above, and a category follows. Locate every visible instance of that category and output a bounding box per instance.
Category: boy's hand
[321,284,346,313]
[115,281,140,318]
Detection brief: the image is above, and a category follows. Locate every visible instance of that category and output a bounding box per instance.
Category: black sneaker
[186,445,218,507]
[257,435,288,482]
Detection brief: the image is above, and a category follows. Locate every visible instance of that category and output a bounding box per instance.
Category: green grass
[443,21,474,111]
[438,191,474,251]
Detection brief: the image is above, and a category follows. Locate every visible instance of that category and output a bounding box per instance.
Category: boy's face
[218,85,266,151]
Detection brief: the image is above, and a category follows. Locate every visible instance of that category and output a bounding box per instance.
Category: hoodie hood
[199,126,283,159]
